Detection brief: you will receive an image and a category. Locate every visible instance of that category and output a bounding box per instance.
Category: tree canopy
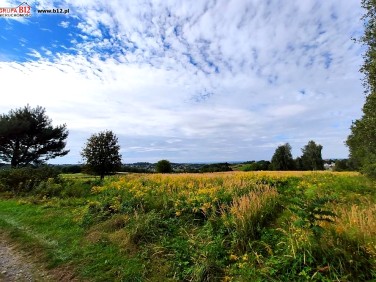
[81,130,122,179]
[271,143,295,171]
[0,105,69,168]
[346,0,376,177]
[301,140,324,170]
[156,159,172,173]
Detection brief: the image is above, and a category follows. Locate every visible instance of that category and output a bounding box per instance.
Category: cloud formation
[0,0,365,163]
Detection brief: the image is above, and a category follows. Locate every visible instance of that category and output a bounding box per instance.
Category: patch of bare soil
[0,233,79,282]
[0,236,50,281]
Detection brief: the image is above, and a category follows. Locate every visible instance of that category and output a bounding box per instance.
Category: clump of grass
[103,211,169,249]
[124,211,166,245]
[261,224,324,280]
[333,202,376,255]
[88,214,129,234]
[228,185,280,251]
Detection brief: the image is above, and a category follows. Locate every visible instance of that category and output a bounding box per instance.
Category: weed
[290,196,337,238]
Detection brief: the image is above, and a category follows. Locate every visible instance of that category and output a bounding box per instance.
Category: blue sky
[0,0,365,164]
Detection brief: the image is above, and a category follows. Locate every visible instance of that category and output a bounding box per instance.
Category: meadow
[0,171,375,281]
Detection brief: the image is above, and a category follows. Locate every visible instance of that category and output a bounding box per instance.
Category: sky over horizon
[0,0,365,164]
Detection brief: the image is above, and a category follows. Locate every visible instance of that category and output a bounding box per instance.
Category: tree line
[0,95,374,178]
[0,104,323,175]
[270,141,324,171]
[0,104,336,177]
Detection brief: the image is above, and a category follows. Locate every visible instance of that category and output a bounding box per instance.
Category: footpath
[0,233,52,282]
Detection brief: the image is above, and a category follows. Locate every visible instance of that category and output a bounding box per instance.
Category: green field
[0,171,375,281]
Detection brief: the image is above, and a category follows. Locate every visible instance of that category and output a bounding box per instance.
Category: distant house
[324,162,335,170]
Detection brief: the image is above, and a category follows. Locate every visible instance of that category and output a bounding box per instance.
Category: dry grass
[230,185,278,222]
[333,202,376,255]
[229,185,279,247]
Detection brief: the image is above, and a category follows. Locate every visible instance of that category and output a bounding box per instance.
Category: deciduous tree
[271,143,295,170]
[346,0,376,178]
[156,159,172,173]
[301,140,324,170]
[81,130,122,179]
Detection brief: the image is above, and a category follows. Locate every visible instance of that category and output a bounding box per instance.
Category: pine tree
[0,105,69,167]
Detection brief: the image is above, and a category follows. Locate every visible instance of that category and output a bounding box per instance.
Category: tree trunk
[11,140,20,168]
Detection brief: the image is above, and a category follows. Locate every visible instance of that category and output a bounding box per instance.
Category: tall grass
[333,202,376,255]
[229,185,279,250]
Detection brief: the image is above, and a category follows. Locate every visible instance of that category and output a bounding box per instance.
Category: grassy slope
[0,171,375,281]
[0,199,148,281]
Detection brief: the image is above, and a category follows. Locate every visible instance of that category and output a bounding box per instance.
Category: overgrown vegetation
[0,171,375,281]
[0,166,60,195]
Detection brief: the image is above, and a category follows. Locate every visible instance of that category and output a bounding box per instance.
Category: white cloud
[0,0,365,163]
[59,21,69,28]
[26,49,42,58]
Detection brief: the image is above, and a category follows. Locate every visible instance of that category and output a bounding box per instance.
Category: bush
[0,166,59,194]
[32,178,93,198]
[156,160,172,173]
[200,163,232,173]
[61,165,82,174]
[240,161,271,171]
[33,178,64,197]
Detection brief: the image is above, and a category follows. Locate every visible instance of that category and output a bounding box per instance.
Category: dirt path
[0,234,52,282]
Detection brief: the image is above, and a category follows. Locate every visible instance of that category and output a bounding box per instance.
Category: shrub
[60,180,93,198]
[33,178,64,197]
[32,178,93,198]
[0,166,59,194]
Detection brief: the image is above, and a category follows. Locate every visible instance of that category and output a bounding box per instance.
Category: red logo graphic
[0,2,31,17]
